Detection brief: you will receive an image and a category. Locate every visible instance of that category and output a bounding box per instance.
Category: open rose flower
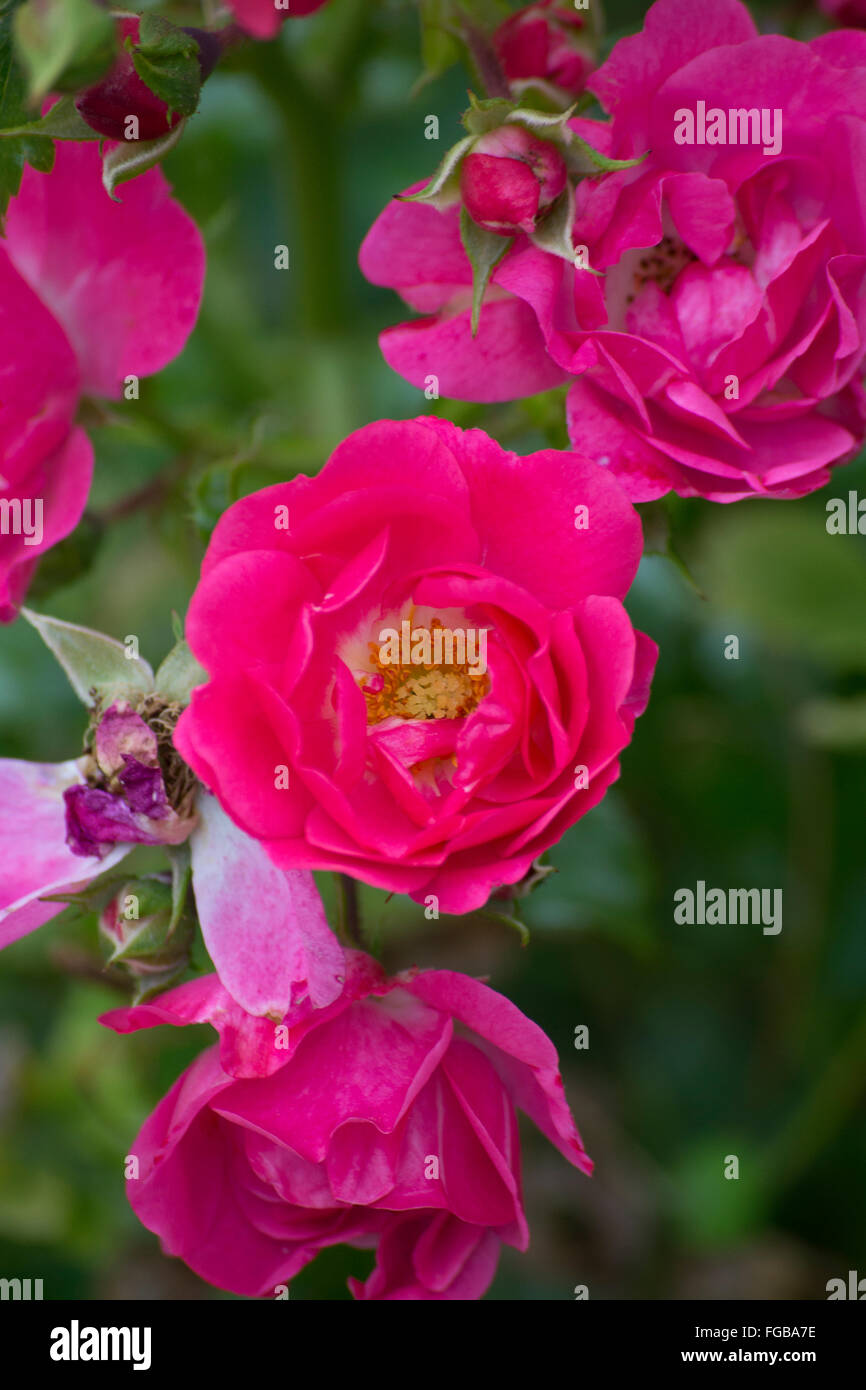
[100,952,592,1299]
[174,417,656,914]
[0,141,203,620]
[0,681,343,1018]
[363,0,866,501]
[493,0,595,100]
[552,0,866,500]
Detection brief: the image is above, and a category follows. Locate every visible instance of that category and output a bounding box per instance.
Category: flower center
[626,234,697,304]
[359,616,490,724]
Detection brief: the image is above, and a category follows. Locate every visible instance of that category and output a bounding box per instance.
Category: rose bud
[99,876,193,1001]
[459,124,568,236]
[493,1,594,100]
[75,18,220,142]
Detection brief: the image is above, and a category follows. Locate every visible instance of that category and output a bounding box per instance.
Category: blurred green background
[1,0,865,1300]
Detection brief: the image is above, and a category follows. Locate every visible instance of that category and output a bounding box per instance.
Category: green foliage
[129,15,202,120]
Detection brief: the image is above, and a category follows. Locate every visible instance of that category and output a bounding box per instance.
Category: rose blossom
[0,141,204,620]
[173,416,656,914]
[101,952,592,1299]
[362,0,866,501]
[0,696,343,1019]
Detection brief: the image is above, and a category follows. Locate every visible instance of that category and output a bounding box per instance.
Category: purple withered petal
[64,784,167,858]
[118,755,172,819]
[94,702,159,778]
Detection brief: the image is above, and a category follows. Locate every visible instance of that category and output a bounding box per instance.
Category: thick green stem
[239,38,345,335]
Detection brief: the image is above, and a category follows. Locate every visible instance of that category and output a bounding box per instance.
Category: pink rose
[101,953,592,1299]
[0,141,204,620]
[174,417,656,914]
[362,0,866,501]
[493,0,594,99]
[556,0,866,500]
[460,125,568,237]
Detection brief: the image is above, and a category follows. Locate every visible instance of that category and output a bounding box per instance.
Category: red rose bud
[75,18,219,142]
[460,125,567,236]
[493,1,594,99]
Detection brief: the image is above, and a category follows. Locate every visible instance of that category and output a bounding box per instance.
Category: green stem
[235,38,346,335]
[336,873,363,949]
[761,1002,866,1194]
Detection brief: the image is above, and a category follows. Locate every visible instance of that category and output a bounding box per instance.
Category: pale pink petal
[189,793,345,1018]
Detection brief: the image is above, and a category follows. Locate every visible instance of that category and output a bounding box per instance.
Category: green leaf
[0,1,56,223]
[398,132,474,209]
[416,0,461,88]
[13,0,115,102]
[154,638,207,705]
[168,844,192,935]
[101,118,185,200]
[0,91,100,139]
[460,206,513,337]
[130,15,201,120]
[21,608,154,706]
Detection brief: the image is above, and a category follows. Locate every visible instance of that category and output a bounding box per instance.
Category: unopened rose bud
[74,18,219,142]
[493,1,595,100]
[460,125,567,236]
[100,876,192,999]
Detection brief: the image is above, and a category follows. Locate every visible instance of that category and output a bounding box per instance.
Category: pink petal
[0,759,127,947]
[189,793,345,1018]
[4,141,204,399]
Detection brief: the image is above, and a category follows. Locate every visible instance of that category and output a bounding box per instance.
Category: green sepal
[13,0,115,102]
[398,132,474,210]
[102,119,185,200]
[21,608,155,707]
[154,640,207,706]
[460,205,513,337]
[129,15,201,120]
